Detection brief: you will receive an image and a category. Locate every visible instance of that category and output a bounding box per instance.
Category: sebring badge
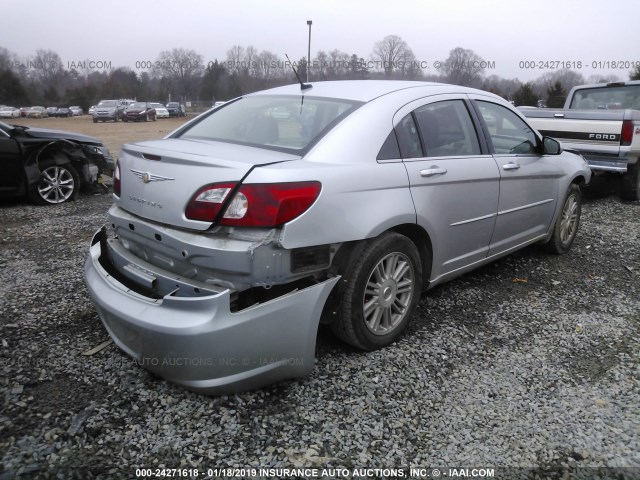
[130,169,175,184]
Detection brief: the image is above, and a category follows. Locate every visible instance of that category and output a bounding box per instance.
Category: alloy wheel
[38,166,75,204]
[362,252,414,335]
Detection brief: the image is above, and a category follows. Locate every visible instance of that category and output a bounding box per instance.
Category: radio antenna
[285,54,312,90]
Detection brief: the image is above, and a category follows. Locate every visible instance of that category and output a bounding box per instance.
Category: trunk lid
[116,138,301,230]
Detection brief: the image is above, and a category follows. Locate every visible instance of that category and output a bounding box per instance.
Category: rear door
[396,95,500,281]
[470,97,563,256]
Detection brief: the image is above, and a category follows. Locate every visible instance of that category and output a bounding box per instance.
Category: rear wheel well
[389,224,433,291]
[329,224,433,289]
[322,224,433,325]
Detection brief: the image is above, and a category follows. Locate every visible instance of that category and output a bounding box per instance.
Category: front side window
[414,100,481,157]
[476,101,537,154]
[176,95,362,154]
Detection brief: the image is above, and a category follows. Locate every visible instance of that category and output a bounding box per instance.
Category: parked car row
[0,106,21,118]
[3,101,184,122]
[91,100,175,122]
[0,105,85,118]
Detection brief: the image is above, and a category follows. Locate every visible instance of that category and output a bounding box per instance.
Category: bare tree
[371,35,415,78]
[587,73,622,84]
[0,47,19,72]
[535,69,585,97]
[482,74,522,101]
[312,50,329,80]
[257,50,284,83]
[437,47,486,86]
[244,46,259,78]
[225,45,245,76]
[152,48,204,98]
[30,49,64,95]
[327,49,350,78]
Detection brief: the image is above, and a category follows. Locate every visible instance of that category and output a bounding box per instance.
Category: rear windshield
[570,84,640,110]
[175,95,362,154]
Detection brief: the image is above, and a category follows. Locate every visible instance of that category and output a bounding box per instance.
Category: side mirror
[542,136,563,155]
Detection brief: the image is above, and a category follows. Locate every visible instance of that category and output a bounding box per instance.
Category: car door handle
[420,166,448,177]
[502,162,520,171]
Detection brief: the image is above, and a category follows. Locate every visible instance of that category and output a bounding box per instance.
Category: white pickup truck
[520,80,640,200]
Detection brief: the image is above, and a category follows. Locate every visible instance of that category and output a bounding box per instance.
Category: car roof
[250,80,489,103]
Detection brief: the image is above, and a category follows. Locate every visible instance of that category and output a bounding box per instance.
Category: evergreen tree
[513,83,538,107]
[546,80,567,108]
[0,68,30,105]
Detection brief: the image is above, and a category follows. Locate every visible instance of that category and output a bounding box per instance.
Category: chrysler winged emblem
[130,169,175,184]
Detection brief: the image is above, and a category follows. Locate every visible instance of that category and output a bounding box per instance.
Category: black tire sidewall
[547,184,582,254]
[339,233,422,350]
[621,162,640,201]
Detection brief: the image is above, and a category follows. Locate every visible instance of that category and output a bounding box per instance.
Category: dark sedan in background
[0,121,113,204]
[55,107,73,118]
[166,102,186,117]
[123,102,156,122]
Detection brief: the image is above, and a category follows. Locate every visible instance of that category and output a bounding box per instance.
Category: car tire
[93,119,97,123]
[28,162,80,205]
[544,183,582,254]
[331,232,422,350]
[621,162,640,201]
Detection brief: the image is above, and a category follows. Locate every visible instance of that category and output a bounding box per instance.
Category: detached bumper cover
[84,228,339,394]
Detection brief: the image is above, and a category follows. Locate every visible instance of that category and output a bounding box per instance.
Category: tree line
[1,36,639,110]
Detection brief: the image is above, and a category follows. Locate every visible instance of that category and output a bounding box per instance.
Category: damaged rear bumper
[83,227,339,394]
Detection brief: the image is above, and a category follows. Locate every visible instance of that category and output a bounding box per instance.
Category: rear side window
[476,101,537,154]
[176,95,362,155]
[377,131,401,160]
[414,100,481,157]
[395,114,423,159]
[569,84,640,110]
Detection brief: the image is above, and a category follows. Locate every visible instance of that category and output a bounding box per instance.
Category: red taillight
[621,120,633,146]
[185,181,322,227]
[185,182,237,222]
[113,160,121,196]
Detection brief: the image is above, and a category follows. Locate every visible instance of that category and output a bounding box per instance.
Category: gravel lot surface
[1,175,639,477]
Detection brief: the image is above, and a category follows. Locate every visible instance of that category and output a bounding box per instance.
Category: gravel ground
[0,187,638,479]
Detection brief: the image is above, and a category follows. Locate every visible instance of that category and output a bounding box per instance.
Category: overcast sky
[2,0,638,83]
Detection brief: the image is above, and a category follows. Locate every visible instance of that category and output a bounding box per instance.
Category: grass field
[8,115,193,159]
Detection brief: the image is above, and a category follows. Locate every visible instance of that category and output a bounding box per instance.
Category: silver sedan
[84,80,591,394]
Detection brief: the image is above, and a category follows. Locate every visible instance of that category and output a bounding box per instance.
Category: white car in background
[150,103,169,118]
[0,106,20,118]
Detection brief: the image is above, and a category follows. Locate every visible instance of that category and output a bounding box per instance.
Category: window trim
[412,99,483,158]
[469,99,542,156]
[391,93,492,161]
